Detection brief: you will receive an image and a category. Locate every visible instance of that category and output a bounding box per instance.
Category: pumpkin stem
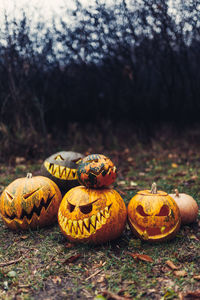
[26,173,33,178]
[151,182,157,194]
[175,189,179,197]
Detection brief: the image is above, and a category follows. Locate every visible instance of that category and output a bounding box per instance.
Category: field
[0,133,200,300]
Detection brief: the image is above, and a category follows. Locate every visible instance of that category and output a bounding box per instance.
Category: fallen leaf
[65,242,75,248]
[15,157,26,164]
[101,290,132,300]
[190,175,198,181]
[64,254,81,264]
[174,270,187,277]
[130,181,138,186]
[94,295,107,300]
[193,275,200,280]
[52,276,62,284]
[7,271,17,278]
[171,163,178,168]
[118,181,126,186]
[178,292,184,300]
[165,260,181,270]
[174,171,187,177]
[189,235,199,241]
[184,290,200,298]
[127,157,134,162]
[126,252,153,263]
[20,235,29,240]
[139,172,145,176]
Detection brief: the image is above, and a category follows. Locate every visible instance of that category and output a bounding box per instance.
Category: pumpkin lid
[137,183,168,196]
[137,190,168,196]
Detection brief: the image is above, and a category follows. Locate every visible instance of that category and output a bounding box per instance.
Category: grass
[0,134,200,299]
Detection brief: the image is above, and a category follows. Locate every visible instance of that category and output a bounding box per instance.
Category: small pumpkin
[58,185,127,244]
[0,173,62,230]
[127,183,181,242]
[41,151,84,193]
[77,154,117,188]
[169,189,199,224]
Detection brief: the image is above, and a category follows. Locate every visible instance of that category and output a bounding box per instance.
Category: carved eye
[24,188,40,199]
[156,205,170,216]
[6,191,14,201]
[54,155,64,161]
[136,205,150,217]
[79,204,93,214]
[67,203,75,212]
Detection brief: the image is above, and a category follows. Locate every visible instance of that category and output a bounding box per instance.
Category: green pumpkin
[41,151,84,194]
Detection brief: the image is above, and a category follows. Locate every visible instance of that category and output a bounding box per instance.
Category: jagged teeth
[83,218,90,229]
[90,215,96,227]
[59,165,66,177]
[89,224,96,234]
[97,212,101,223]
[44,161,78,180]
[101,215,107,225]
[68,220,73,231]
[73,220,78,233]
[60,205,112,238]
[78,220,83,233]
[96,219,101,230]
[100,209,105,217]
[161,226,166,233]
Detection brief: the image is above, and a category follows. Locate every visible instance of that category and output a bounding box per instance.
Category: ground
[0,133,200,300]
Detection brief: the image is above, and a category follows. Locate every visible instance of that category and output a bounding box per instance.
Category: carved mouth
[59,204,112,239]
[44,161,78,180]
[4,194,55,223]
[88,165,116,176]
[129,220,180,240]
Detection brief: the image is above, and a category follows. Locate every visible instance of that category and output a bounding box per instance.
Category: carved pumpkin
[77,154,117,188]
[0,173,62,230]
[127,183,181,242]
[58,186,127,244]
[41,151,84,193]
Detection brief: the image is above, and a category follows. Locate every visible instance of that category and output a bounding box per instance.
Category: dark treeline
[0,0,200,157]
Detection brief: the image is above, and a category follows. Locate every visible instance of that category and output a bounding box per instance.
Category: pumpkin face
[41,151,84,193]
[77,154,117,188]
[127,184,181,242]
[0,174,62,230]
[58,186,127,244]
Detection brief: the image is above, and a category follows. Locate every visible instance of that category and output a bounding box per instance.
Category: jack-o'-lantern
[77,154,117,188]
[41,151,84,193]
[127,183,181,242]
[58,185,127,244]
[0,173,62,230]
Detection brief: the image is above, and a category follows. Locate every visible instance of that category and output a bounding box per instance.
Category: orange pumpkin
[77,154,117,188]
[0,173,62,230]
[58,186,127,244]
[127,183,181,242]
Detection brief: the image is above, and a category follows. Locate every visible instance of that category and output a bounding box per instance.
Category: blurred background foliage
[0,0,200,159]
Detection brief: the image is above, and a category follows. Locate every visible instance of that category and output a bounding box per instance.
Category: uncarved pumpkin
[58,185,127,244]
[77,154,117,188]
[169,189,199,224]
[41,151,84,194]
[127,183,181,242]
[0,173,62,230]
